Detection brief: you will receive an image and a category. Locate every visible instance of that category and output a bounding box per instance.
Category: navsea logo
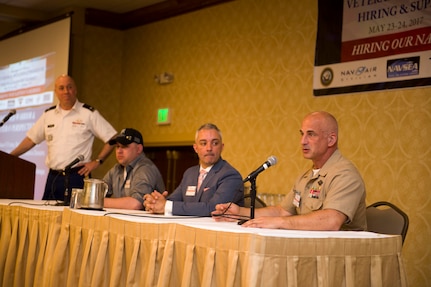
[320,67,334,86]
[387,56,419,78]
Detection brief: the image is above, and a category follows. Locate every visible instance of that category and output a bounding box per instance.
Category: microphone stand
[63,168,71,206]
[238,176,257,225]
[249,177,257,220]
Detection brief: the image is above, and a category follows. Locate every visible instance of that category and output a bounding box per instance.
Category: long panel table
[0,200,407,287]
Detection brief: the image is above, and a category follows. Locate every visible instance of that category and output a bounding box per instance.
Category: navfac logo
[387,56,420,78]
[320,67,334,86]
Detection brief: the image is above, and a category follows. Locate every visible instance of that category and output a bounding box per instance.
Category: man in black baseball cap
[108,128,143,146]
[104,128,165,209]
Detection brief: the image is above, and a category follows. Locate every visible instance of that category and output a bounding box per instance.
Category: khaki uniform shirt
[280,149,367,231]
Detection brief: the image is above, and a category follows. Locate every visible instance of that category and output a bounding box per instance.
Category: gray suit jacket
[167,158,244,216]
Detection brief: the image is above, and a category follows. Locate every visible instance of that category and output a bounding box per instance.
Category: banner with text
[313,0,431,96]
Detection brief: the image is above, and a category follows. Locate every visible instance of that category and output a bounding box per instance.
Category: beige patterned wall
[77,0,431,285]
[76,21,124,171]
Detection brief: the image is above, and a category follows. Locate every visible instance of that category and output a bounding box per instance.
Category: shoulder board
[44,105,56,112]
[83,103,95,112]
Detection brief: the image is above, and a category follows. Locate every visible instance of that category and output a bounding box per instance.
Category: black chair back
[366,201,409,245]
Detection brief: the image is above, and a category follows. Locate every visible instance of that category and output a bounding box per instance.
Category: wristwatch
[95,158,104,164]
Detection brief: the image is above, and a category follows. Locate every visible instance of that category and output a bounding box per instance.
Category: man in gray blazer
[144,123,244,216]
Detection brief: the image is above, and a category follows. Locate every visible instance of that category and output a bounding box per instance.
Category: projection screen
[0,16,71,199]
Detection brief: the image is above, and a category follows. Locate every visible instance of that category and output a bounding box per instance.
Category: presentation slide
[0,17,71,199]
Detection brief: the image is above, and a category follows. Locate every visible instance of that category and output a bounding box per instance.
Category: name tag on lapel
[186,186,196,196]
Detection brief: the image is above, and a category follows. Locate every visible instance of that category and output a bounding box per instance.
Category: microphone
[64,154,84,171]
[243,156,277,182]
[62,154,84,206]
[0,109,16,127]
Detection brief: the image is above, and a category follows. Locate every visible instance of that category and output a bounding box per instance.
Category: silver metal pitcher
[80,178,108,210]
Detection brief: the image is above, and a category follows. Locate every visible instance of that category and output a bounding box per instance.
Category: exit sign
[157,108,171,125]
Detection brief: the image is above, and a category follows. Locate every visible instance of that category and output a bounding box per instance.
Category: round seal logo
[320,67,333,86]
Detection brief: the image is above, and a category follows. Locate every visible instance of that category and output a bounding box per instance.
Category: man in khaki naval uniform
[212,111,366,231]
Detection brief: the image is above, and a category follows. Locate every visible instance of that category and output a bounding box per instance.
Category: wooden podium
[0,151,35,199]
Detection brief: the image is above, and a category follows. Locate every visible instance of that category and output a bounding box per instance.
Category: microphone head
[267,155,277,166]
[77,154,85,161]
[10,109,16,115]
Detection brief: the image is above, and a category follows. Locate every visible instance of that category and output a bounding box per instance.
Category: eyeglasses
[212,201,250,222]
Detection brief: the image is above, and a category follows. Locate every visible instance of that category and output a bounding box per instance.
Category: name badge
[125,179,131,189]
[186,186,196,196]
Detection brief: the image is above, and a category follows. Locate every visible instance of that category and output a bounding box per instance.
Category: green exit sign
[157,108,171,125]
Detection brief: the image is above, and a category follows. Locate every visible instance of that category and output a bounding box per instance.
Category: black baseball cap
[109,128,143,146]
